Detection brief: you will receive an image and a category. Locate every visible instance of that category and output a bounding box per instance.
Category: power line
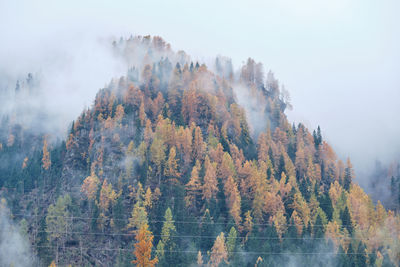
[31,245,372,255]
[34,230,396,241]
[10,213,364,228]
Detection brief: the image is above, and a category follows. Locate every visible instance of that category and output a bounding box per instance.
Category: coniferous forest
[0,36,399,267]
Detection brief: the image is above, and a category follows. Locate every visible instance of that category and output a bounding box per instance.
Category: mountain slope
[0,35,399,267]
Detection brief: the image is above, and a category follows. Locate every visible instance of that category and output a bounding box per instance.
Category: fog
[0,201,36,267]
[1,0,399,188]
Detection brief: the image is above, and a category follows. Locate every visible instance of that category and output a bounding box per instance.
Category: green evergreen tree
[355,242,367,267]
[340,206,353,235]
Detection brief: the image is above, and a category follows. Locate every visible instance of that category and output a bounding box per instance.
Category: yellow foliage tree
[209,232,228,267]
[132,224,158,267]
[224,175,242,226]
[42,138,51,170]
[81,173,100,201]
[202,156,218,202]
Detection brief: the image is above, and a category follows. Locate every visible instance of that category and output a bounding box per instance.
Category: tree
[209,232,228,267]
[192,125,205,161]
[144,187,153,210]
[202,156,218,202]
[355,242,367,266]
[127,202,148,231]
[81,172,100,201]
[226,227,237,259]
[132,224,158,267]
[156,207,177,265]
[97,179,118,230]
[340,206,353,235]
[336,245,348,267]
[343,158,353,191]
[313,212,325,239]
[347,243,355,267]
[185,162,202,213]
[98,179,118,211]
[42,138,51,170]
[218,152,235,181]
[243,210,253,237]
[200,209,215,251]
[224,175,241,225]
[382,251,395,267]
[125,141,136,180]
[46,194,71,264]
[270,210,287,239]
[164,146,180,180]
[150,137,166,185]
[197,251,204,266]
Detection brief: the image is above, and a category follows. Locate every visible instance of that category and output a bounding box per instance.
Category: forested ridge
[0,35,399,267]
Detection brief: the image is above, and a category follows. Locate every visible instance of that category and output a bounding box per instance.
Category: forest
[0,35,399,267]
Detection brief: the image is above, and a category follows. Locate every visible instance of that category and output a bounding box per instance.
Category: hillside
[0,35,399,267]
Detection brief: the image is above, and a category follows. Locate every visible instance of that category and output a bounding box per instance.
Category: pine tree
[157,207,177,265]
[343,158,353,191]
[382,251,395,267]
[200,209,215,251]
[226,226,237,260]
[45,194,71,264]
[355,242,367,266]
[340,206,353,235]
[336,244,348,267]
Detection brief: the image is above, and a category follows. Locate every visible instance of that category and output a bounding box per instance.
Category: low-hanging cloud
[0,201,37,267]
[0,32,127,137]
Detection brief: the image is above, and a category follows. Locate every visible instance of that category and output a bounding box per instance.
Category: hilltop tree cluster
[0,35,398,266]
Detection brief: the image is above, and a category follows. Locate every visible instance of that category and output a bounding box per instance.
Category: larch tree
[192,125,205,161]
[97,179,118,230]
[81,172,100,201]
[197,251,204,266]
[209,232,228,267]
[125,141,135,180]
[219,152,235,182]
[98,179,118,212]
[132,223,158,267]
[164,146,180,180]
[150,136,166,185]
[42,137,51,170]
[202,156,218,202]
[224,175,242,226]
[185,162,202,213]
[270,210,287,239]
[243,210,253,238]
[144,187,153,210]
[127,202,148,232]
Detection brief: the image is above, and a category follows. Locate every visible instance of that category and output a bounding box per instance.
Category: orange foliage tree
[132,224,158,267]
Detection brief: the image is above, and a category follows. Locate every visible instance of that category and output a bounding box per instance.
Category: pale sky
[1,0,399,183]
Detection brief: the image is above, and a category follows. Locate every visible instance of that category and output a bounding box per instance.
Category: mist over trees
[0,35,399,266]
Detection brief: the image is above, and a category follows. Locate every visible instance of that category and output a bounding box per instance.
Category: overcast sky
[1,0,399,182]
